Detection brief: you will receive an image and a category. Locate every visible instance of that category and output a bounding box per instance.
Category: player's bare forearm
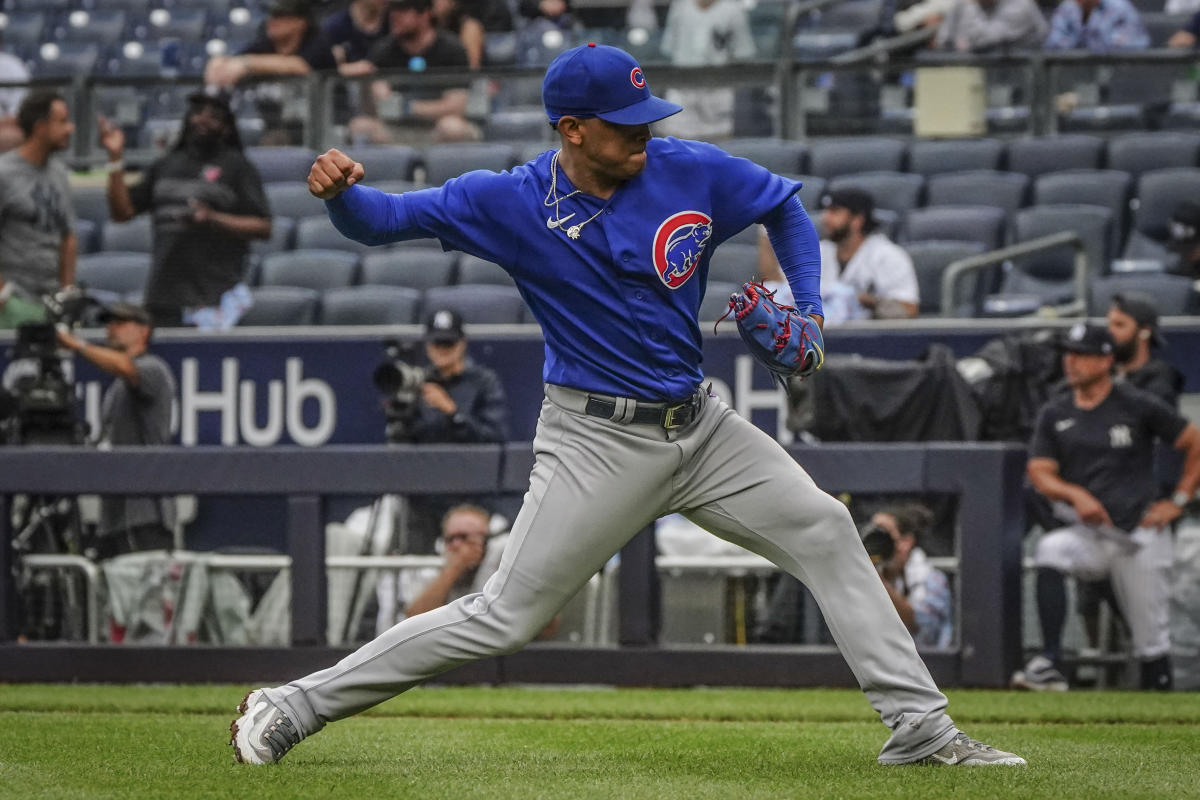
[881,575,917,632]
[59,232,77,288]
[410,89,469,122]
[1173,423,1200,500]
[1027,458,1103,512]
[404,565,467,618]
[203,210,272,240]
[241,54,312,78]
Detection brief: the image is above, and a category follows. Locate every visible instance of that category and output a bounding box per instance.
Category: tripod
[11,493,88,640]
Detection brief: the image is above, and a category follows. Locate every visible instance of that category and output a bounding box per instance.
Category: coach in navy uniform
[1014,323,1200,692]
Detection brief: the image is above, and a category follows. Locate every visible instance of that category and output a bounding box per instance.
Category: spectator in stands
[895,0,959,33]
[1043,0,1150,51]
[936,0,1048,52]
[56,303,178,559]
[866,504,953,649]
[395,308,509,553]
[1167,201,1200,283]
[818,189,919,322]
[349,0,480,144]
[1108,292,1183,407]
[323,0,391,76]
[1166,0,1200,16]
[657,0,756,140]
[1167,10,1200,47]
[435,0,487,69]
[0,91,76,301]
[1014,323,1200,692]
[0,33,30,152]
[390,504,560,633]
[99,92,271,328]
[205,0,338,88]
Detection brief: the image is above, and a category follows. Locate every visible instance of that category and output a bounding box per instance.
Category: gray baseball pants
[266,385,958,763]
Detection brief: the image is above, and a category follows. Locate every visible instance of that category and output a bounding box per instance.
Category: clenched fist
[308,149,366,200]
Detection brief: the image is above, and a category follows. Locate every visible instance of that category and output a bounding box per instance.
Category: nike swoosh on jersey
[1055,418,1076,432]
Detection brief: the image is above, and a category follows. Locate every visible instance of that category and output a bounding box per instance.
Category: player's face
[1105,307,1140,361]
[37,100,74,152]
[1062,351,1112,388]
[442,511,488,553]
[821,207,857,243]
[426,338,467,374]
[106,319,147,352]
[578,118,652,182]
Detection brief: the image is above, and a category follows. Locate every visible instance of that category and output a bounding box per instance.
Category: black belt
[583,390,703,429]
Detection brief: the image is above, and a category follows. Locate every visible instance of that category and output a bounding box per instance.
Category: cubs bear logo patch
[653,211,712,289]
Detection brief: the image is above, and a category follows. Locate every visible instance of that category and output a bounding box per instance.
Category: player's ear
[556,116,585,145]
[1139,329,1151,340]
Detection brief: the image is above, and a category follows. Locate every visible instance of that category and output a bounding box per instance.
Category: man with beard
[1013,323,1200,692]
[98,93,271,328]
[1107,292,1183,408]
[817,188,919,323]
[56,303,177,557]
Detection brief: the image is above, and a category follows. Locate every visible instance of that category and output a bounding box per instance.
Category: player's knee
[793,493,857,554]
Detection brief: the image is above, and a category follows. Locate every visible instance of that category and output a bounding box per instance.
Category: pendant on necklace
[567,225,582,240]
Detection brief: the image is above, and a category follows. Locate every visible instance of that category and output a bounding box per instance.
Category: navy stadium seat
[485,109,552,143]
[1,11,46,46]
[100,216,153,253]
[238,287,320,326]
[250,216,296,257]
[246,147,318,184]
[706,243,760,285]
[1033,169,1132,255]
[144,7,209,41]
[72,186,112,228]
[791,175,827,213]
[906,138,1005,177]
[1125,167,1200,261]
[455,255,514,287]
[827,171,925,215]
[904,240,987,316]
[699,282,739,322]
[361,249,457,290]
[1005,135,1105,178]
[1090,272,1195,316]
[423,284,527,324]
[807,138,906,179]
[58,9,126,46]
[294,215,371,253]
[258,250,360,291]
[345,145,420,183]
[264,182,325,221]
[1106,132,1200,179]
[319,285,421,325]
[1012,204,1112,280]
[926,170,1029,216]
[76,252,152,295]
[903,205,1007,251]
[32,42,100,78]
[74,219,98,254]
[721,138,808,175]
[421,143,519,186]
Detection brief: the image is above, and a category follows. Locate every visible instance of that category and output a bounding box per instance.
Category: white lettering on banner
[181,357,238,445]
[177,357,337,446]
[734,355,793,445]
[286,358,336,446]
[239,380,284,446]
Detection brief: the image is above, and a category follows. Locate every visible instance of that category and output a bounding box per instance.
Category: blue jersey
[327,137,809,401]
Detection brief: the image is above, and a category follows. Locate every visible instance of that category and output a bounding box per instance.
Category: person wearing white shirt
[817,188,920,322]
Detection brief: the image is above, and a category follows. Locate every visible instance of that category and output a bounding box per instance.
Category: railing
[941,231,1088,318]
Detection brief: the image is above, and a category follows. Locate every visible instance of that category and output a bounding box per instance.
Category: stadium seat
[74,219,98,254]
[421,143,519,186]
[319,285,421,325]
[1032,169,1132,255]
[1125,167,1200,261]
[343,145,420,182]
[1005,135,1105,178]
[264,182,325,221]
[904,240,986,316]
[723,222,764,247]
[100,216,153,253]
[791,175,827,212]
[83,0,154,11]
[295,215,371,253]
[827,171,924,215]
[422,284,527,324]
[246,147,319,184]
[258,250,360,291]
[483,30,518,66]
[807,138,906,179]
[1,11,45,46]
[1059,103,1145,134]
[72,186,112,228]
[1012,204,1113,280]
[11,0,69,11]
[237,287,320,326]
[58,9,126,46]
[706,243,760,285]
[699,281,739,322]
[791,30,859,61]
[371,180,420,195]
[76,252,152,295]
[903,205,1007,251]
[518,141,554,165]
[361,249,457,290]
[32,42,100,78]
[722,138,808,175]
[906,138,1005,177]
[1106,131,1200,179]
[1090,272,1195,316]
[1141,12,1192,47]
[926,171,1029,216]
[144,7,209,41]
[455,255,514,287]
[485,109,552,143]
[106,43,175,77]
[250,216,295,257]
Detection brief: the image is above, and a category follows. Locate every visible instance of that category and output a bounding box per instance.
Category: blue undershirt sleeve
[324,185,426,246]
[762,194,823,319]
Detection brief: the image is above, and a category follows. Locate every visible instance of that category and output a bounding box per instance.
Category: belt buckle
[662,402,683,429]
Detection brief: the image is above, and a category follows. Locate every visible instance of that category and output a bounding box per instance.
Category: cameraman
[863,504,953,649]
[56,302,177,558]
[399,308,509,553]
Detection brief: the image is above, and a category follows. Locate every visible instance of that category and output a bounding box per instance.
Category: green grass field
[2,684,1198,799]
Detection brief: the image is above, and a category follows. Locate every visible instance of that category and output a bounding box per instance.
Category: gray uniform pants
[268,386,957,763]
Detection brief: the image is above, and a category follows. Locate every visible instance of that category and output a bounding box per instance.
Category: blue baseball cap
[542,43,682,126]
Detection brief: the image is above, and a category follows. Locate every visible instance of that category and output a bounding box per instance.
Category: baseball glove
[719,282,825,380]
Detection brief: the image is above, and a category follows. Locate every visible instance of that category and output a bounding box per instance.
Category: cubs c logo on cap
[630,67,646,89]
[653,211,712,290]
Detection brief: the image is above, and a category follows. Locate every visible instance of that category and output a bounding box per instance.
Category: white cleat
[229,689,301,765]
[917,732,1027,766]
[1011,654,1069,692]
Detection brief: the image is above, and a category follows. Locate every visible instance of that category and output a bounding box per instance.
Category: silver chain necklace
[543,150,605,241]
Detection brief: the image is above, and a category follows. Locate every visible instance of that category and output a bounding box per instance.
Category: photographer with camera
[862,504,953,649]
[376,308,508,553]
[56,302,177,558]
[0,90,76,308]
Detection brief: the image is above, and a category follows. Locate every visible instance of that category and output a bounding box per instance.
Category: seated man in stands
[818,189,919,323]
[349,0,481,144]
[935,0,1048,52]
[205,0,338,88]
[1043,0,1149,51]
[1107,293,1183,408]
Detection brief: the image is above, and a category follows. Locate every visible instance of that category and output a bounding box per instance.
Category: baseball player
[231,43,1024,767]
[1013,324,1200,692]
